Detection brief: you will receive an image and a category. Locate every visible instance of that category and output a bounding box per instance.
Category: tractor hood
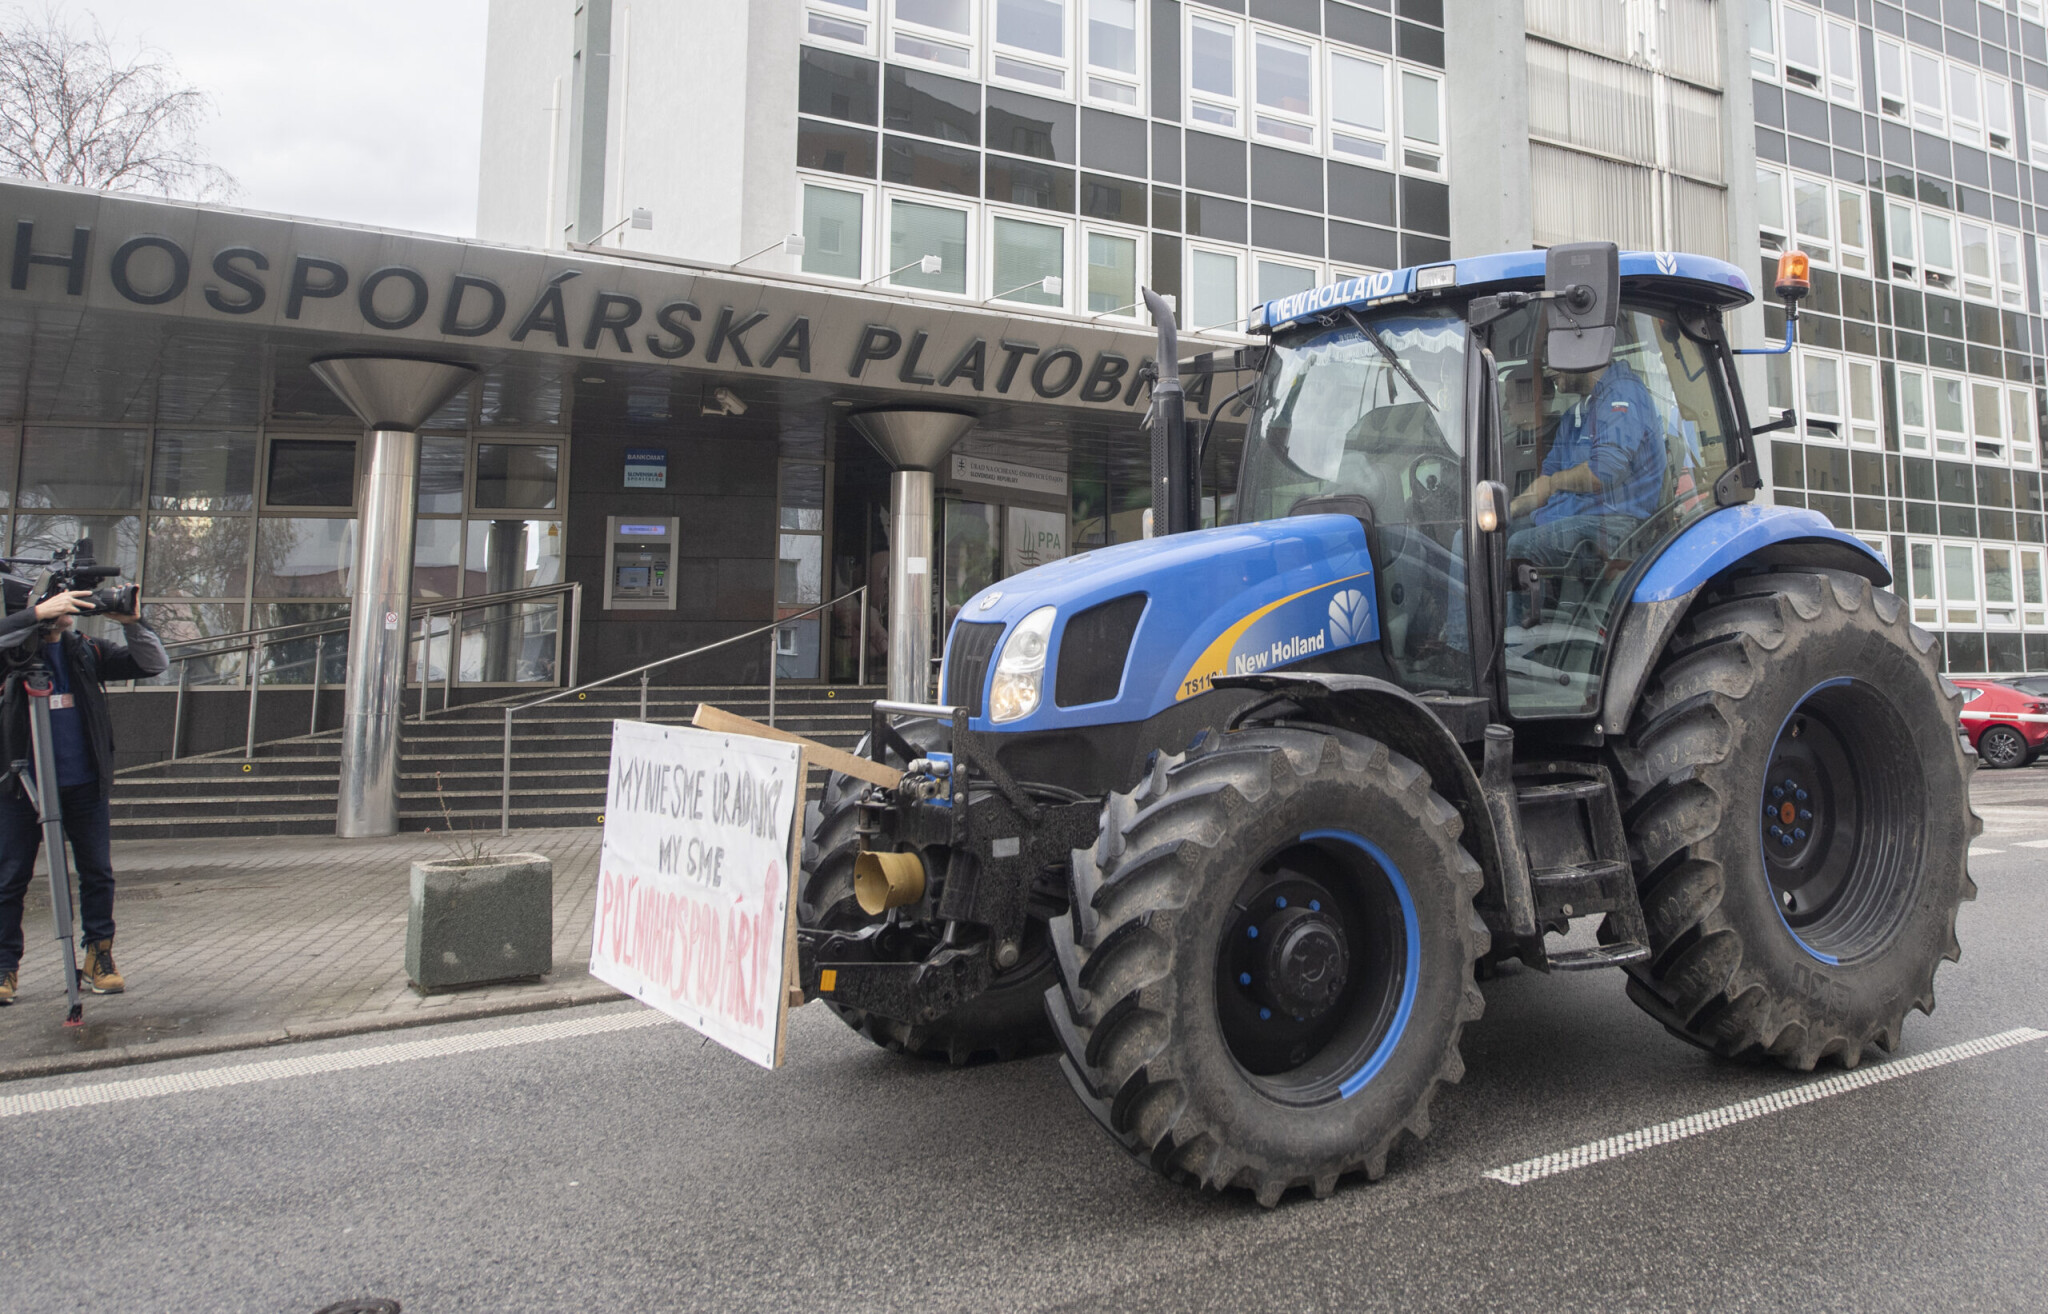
[942,514,1378,732]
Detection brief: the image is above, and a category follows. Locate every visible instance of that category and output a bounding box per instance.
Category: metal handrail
[151,582,583,762]
[157,583,578,658]
[499,585,869,831]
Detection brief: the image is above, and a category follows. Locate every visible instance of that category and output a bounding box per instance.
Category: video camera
[1,538,138,621]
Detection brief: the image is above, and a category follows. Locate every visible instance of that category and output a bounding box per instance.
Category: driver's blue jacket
[1532,358,1666,524]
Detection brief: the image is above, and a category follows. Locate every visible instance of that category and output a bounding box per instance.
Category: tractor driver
[1505,353,1666,589]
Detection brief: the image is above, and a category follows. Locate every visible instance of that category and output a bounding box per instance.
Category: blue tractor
[797,244,1977,1205]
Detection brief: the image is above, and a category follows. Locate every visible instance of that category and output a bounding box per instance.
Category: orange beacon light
[1774,250,1811,302]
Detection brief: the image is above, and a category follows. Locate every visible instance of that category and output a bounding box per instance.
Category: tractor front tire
[798,722,1058,1065]
[1617,569,1978,1069]
[1046,725,1484,1206]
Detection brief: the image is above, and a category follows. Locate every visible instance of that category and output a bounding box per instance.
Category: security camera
[704,386,747,417]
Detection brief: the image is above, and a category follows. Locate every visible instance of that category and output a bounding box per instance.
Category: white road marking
[1484,1027,2047,1187]
[1971,848,2005,855]
[0,1008,669,1121]
[2016,839,2048,849]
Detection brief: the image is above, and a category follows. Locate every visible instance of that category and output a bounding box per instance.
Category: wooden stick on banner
[777,747,809,1068]
[692,703,903,789]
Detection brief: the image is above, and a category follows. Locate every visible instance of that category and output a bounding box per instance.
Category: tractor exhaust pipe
[854,849,926,915]
[1142,287,1199,536]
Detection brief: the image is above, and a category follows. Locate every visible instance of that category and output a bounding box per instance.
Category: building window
[1823,15,1857,104]
[1897,367,1930,454]
[1187,12,1241,131]
[801,183,868,279]
[1909,48,1945,133]
[1329,49,1389,164]
[1792,174,1832,265]
[2028,90,2048,168]
[1750,0,1776,79]
[1400,70,1443,175]
[1084,228,1139,315]
[1887,199,1917,282]
[1255,256,1318,304]
[1252,29,1316,148]
[888,196,970,294]
[990,213,1067,307]
[1906,538,1940,624]
[806,0,874,51]
[1757,164,1788,253]
[991,0,1069,92]
[1084,0,1139,106]
[1188,246,1241,331]
[1986,545,2019,627]
[1986,74,2015,153]
[1951,64,1983,148]
[1836,186,1867,274]
[2022,547,2046,628]
[2010,386,2038,466]
[473,441,561,512]
[1920,209,1957,292]
[1847,359,1879,447]
[1945,541,1980,625]
[1780,3,1822,92]
[1875,37,1906,119]
[264,438,356,509]
[891,0,975,70]
[1996,228,2027,309]
[1933,373,1969,457]
[1960,219,1996,302]
[1974,381,2007,460]
[1801,350,1842,443]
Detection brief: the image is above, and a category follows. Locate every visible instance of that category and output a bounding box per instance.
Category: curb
[0,980,630,1084]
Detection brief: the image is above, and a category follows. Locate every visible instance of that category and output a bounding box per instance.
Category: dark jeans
[0,777,114,974]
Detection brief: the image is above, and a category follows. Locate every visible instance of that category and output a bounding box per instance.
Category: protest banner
[591,720,804,1069]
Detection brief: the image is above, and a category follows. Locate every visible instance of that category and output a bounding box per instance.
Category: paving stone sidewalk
[0,827,618,1080]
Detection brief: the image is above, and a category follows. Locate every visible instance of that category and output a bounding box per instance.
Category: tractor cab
[1237,247,1758,722]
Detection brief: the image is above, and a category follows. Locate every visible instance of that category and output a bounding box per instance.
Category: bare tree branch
[0,5,236,200]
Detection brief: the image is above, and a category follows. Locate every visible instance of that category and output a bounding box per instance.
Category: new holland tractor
[796,243,1977,1205]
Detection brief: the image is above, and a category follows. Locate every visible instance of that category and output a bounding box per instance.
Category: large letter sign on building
[591,721,803,1069]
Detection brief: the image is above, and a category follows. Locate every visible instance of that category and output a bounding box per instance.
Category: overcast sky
[50,0,489,235]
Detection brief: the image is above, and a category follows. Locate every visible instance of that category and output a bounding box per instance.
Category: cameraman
[0,586,167,1005]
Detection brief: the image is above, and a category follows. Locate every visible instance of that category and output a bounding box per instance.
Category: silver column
[311,357,478,838]
[844,410,976,705]
[887,467,934,703]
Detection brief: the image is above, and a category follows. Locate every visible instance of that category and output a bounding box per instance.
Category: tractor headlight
[988,606,1056,724]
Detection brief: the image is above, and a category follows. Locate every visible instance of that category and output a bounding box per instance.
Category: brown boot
[0,970,15,1004]
[80,940,124,994]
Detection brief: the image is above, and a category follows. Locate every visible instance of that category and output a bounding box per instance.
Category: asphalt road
[5,787,2047,1313]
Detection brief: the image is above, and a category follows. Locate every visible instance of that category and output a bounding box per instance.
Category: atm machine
[603,516,680,610]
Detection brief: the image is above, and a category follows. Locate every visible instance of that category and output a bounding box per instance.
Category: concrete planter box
[406,853,554,993]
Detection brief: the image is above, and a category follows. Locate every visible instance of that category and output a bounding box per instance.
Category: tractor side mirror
[1474,481,1509,535]
[1544,242,1620,373]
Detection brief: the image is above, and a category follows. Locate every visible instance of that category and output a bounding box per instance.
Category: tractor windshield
[1237,305,1473,692]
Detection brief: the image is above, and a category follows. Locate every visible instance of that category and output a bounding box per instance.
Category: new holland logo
[1328,589,1370,646]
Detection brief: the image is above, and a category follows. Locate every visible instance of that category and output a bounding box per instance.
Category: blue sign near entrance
[624,447,668,488]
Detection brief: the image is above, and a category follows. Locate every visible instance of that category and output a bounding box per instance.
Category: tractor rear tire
[798,721,1058,1065]
[1616,569,1978,1069]
[1046,725,1485,1206]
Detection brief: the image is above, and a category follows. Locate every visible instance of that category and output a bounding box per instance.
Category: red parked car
[1952,679,2048,769]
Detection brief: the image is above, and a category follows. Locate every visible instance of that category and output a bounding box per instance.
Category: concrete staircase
[108,684,883,840]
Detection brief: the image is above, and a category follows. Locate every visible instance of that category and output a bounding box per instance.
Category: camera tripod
[4,647,86,1025]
